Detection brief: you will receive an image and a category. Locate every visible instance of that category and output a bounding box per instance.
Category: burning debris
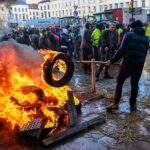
[0,41,80,137]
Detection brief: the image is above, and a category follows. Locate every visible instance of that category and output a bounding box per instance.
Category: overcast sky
[26,0,39,4]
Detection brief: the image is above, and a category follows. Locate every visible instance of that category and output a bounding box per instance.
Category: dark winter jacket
[81,28,92,49]
[100,30,118,50]
[39,36,51,49]
[30,33,40,49]
[111,28,149,65]
[60,33,70,50]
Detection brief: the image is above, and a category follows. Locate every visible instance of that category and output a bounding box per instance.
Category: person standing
[81,22,93,74]
[96,24,118,81]
[145,21,150,47]
[60,28,70,54]
[91,23,102,61]
[106,20,149,112]
[39,30,51,49]
[48,26,60,51]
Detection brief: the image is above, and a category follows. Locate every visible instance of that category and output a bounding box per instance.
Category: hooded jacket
[111,28,149,65]
[50,26,60,42]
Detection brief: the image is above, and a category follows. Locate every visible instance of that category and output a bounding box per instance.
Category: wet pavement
[46,54,150,150]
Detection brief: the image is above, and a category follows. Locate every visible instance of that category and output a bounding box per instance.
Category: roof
[28,4,38,9]
[38,0,50,3]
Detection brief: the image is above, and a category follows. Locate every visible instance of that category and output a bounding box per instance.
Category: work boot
[130,105,137,112]
[106,100,119,112]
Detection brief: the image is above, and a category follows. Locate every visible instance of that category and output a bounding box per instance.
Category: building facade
[9,3,39,25]
[0,4,9,28]
[38,0,150,18]
[28,4,39,20]
[96,0,150,13]
[7,0,150,24]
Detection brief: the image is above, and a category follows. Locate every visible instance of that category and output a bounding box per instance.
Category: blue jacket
[111,28,149,65]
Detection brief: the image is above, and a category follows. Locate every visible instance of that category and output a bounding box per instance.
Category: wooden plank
[67,91,78,127]
[42,115,105,146]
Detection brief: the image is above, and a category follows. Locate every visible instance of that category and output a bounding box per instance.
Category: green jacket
[91,28,101,48]
[146,25,150,37]
[118,28,123,35]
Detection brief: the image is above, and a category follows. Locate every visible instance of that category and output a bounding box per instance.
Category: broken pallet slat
[67,91,78,127]
[42,115,105,146]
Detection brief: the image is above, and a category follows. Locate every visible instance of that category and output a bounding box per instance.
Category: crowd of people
[1,21,150,68]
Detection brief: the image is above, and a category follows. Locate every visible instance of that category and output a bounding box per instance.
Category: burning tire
[11,86,45,109]
[43,53,74,87]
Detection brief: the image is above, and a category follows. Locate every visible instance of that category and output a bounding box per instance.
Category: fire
[0,43,79,131]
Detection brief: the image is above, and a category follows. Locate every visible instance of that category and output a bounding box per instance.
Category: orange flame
[0,47,79,131]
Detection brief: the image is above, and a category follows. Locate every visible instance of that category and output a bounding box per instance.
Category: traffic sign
[74,10,78,17]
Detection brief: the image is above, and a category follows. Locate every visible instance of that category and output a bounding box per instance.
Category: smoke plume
[0,40,44,89]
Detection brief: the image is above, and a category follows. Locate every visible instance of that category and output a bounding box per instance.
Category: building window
[41,12,43,18]
[23,14,25,20]
[25,8,27,12]
[142,0,145,7]
[70,9,72,15]
[44,5,46,10]
[126,2,129,8]
[114,3,118,8]
[88,6,90,13]
[94,6,96,12]
[36,12,38,15]
[14,8,17,12]
[18,8,21,12]
[48,12,51,17]
[45,11,47,18]
[109,4,112,9]
[48,5,50,9]
[104,5,108,10]
[22,8,24,12]
[62,10,64,16]
[99,5,103,12]
[66,10,68,15]
[134,1,138,7]
[120,3,124,8]
[41,6,42,10]
[15,14,18,20]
